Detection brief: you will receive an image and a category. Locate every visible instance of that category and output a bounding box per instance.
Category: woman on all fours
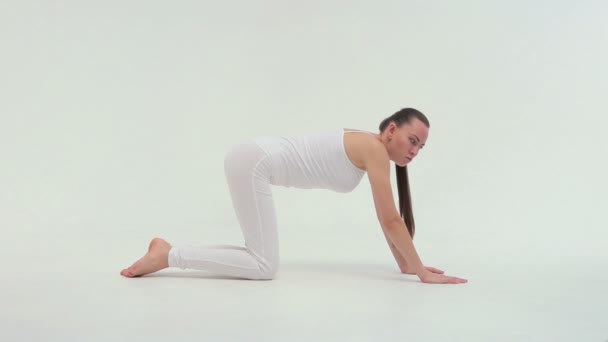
[120,107,468,284]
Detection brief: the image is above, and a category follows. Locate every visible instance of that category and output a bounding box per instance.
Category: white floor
[2,223,606,342]
[2,1,608,340]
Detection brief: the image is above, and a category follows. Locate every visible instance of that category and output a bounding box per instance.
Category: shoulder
[342,129,388,171]
[361,137,389,169]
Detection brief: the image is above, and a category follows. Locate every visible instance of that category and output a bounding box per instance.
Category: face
[383,118,429,166]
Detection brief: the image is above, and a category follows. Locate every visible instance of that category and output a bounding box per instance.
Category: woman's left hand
[401,265,444,275]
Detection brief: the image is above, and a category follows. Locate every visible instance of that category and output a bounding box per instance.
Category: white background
[1,1,606,341]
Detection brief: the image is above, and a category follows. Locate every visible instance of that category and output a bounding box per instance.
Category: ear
[388,122,397,134]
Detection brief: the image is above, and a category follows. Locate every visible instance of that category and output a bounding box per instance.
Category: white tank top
[252,128,374,193]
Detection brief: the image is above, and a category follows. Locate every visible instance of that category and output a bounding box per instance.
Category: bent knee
[254,260,278,280]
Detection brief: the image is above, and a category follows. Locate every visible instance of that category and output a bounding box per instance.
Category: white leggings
[167,139,279,280]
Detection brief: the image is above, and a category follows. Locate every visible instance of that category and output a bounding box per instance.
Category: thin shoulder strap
[344,129,376,135]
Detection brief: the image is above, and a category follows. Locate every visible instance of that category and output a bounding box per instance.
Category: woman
[120,107,468,284]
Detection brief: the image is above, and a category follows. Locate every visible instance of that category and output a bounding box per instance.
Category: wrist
[400,267,414,275]
[400,263,417,275]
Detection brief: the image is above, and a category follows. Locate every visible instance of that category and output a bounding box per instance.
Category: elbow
[380,217,403,230]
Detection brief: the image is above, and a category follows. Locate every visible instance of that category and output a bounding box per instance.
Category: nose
[409,148,419,159]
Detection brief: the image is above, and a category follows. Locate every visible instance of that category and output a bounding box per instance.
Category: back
[252,128,366,193]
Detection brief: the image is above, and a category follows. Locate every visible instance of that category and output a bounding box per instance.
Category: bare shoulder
[360,136,389,171]
[343,128,386,171]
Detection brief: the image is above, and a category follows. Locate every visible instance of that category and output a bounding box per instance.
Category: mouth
[405,156,412,162]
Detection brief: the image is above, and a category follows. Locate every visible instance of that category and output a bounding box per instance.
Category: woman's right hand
[418,269,468,284]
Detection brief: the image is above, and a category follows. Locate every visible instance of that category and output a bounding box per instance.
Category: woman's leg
[167,140,280,280]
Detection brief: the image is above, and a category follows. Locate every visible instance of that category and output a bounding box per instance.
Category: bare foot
[120,237,172,277]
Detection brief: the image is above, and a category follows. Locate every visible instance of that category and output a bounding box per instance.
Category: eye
[409,138,417,145]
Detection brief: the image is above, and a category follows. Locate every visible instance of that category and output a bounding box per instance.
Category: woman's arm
[382,218,467,283]
[381,225,446,275]
[365,139,467,283]
[365,143,425,275]
[382,219,426,276]
[381,226,409,273]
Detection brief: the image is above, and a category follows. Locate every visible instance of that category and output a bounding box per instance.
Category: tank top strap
[343,129,376,135]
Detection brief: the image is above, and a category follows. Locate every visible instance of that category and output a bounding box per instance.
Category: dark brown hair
[378,107,430,239]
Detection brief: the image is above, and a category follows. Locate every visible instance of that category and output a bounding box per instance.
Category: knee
[256,270,277,280]
[255,259,279,280]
